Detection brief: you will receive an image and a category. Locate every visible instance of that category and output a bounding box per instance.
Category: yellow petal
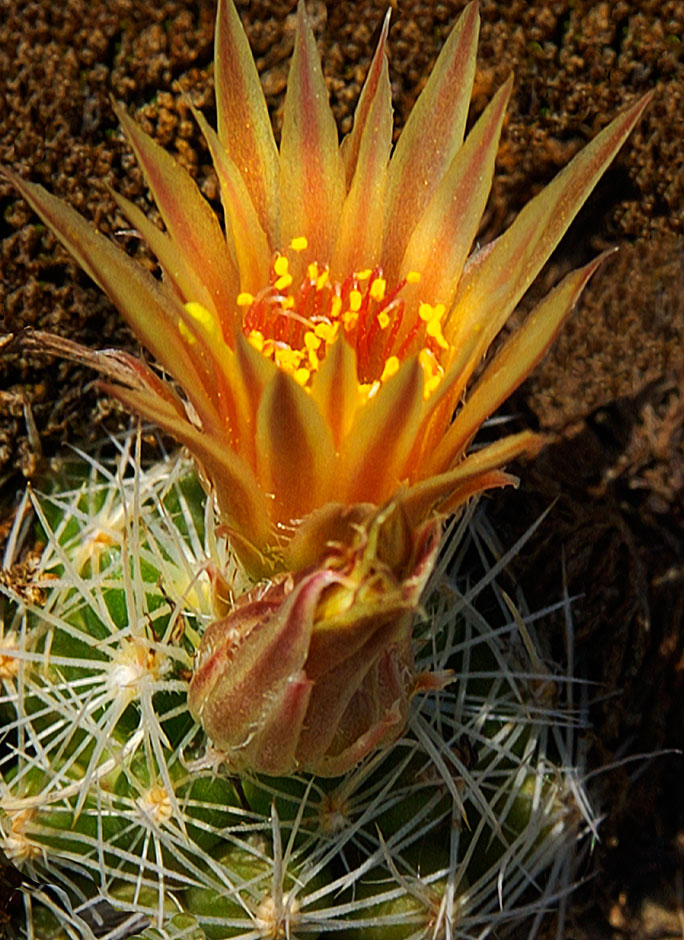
[427,252,611,475]
[113,102,236,322]
[382,0,479,279]
[256,370,336,525]
[280,0,345,266]
[340,357,424,504]
[309,336,360,450]
[214,0,281,244]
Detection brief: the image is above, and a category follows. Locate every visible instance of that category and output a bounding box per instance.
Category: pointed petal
[279,0,345,265]
[401,430,544,524]
[108,382,272,550]
[309,336,360,449]
[190,102,271,296]
[110,188,228,316]
[340,357,424,504]
[382,0,479,279]
[256,369,336,525]
[428,253,610,474]
[113,102,236,318]
[400,75,512,306]
[215,0,281,245]
[3,172,221,426]
[331,12,392,277]
[339,9,391,187]
[444,93,653,379]
[233,331,278,467]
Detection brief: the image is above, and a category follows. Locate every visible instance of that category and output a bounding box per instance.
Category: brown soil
[1,0,683,936]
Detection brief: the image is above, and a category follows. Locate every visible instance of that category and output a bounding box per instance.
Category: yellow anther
[274,255,289,277]
[426,318,449,349]
[349,290,362,312]
[275,346,302,370]
[342,311,358,329]
[314,321,339,344]
[316,270,329,291]
[307,262,319,280]
[355,269,372,281]
[237,292,254,307]
[418,301,433,322]
[304,332,322,351]
[377,310,390,329]
[275,273,293,290]
[283,295,295,309]
[406,270,421,284]
[290,236,308,252]
[433,303,446,321]
[247,330,265,352]
[370,277,386,302]
[308,349,319,369]
[330,296,342,320]
[380,356,400,382]
[425,374,442,397]
[293,367,311,386]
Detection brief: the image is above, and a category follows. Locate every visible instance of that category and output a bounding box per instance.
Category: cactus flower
[4,0,650,774]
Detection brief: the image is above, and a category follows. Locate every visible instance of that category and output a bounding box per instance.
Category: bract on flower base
[189,505,442,777]
[3,0,650,774]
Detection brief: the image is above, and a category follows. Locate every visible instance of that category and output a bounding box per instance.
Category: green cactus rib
[0,431,593,939]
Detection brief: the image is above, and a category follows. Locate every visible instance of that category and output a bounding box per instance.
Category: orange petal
[113,102,235,321]
[331,11,392,276]
[110,189,225,317]
[190,102,271,297]
[443,93,653,379]
[381,0,479,280]
[340,357,424,504]
[108,383,272,551]
[255,369,336,526]
[309,336,360,450]
[3,172,220,428]
[401,430,544,524]
[399,75,512,308]
[428,252,611,475]
[214,0,281,245]
[279,0,345,266]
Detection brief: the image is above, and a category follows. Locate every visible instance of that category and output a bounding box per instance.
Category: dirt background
[1,0,683,936]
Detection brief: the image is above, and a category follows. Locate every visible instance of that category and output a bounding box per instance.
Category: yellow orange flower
[5,0,649,579]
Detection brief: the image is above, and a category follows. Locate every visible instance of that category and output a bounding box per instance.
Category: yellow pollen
[314,322,339,344]
[419,301,435,322]
[316,270,329,290]
[380,356,400,382]
[178,319,196,344]
[283,295,295,309]
[308,349,319,369]
[426,317,449,349]
[237,292,254,307]
[406,270,421,284]
[290,236,308,251]
[275,346,302,370]
[370,277,386,301]
[304,332,322,351]
[377,310,390,329]
[349,290,362,312]
[274,255,289,277]
[342,311,358,328]
[330,296,342,319]
[355,269,372,281]
[293,367,310,386]
[275,273,293,290]
[307,262,319,280]
[248,330,265,352]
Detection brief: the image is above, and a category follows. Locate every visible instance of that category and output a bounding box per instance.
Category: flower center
[237,237,449,398]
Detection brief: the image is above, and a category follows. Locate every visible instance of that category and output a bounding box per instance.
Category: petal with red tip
[280,0,345,265]
[114,102,236,319]
[443,93,652,380]
[400,76,512,307]
[256,370,336,525]
[214,0,280,245]
[382,0,479,279]
[332,12,392,276]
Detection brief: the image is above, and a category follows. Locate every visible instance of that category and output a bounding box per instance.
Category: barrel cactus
[1,434,592,938]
